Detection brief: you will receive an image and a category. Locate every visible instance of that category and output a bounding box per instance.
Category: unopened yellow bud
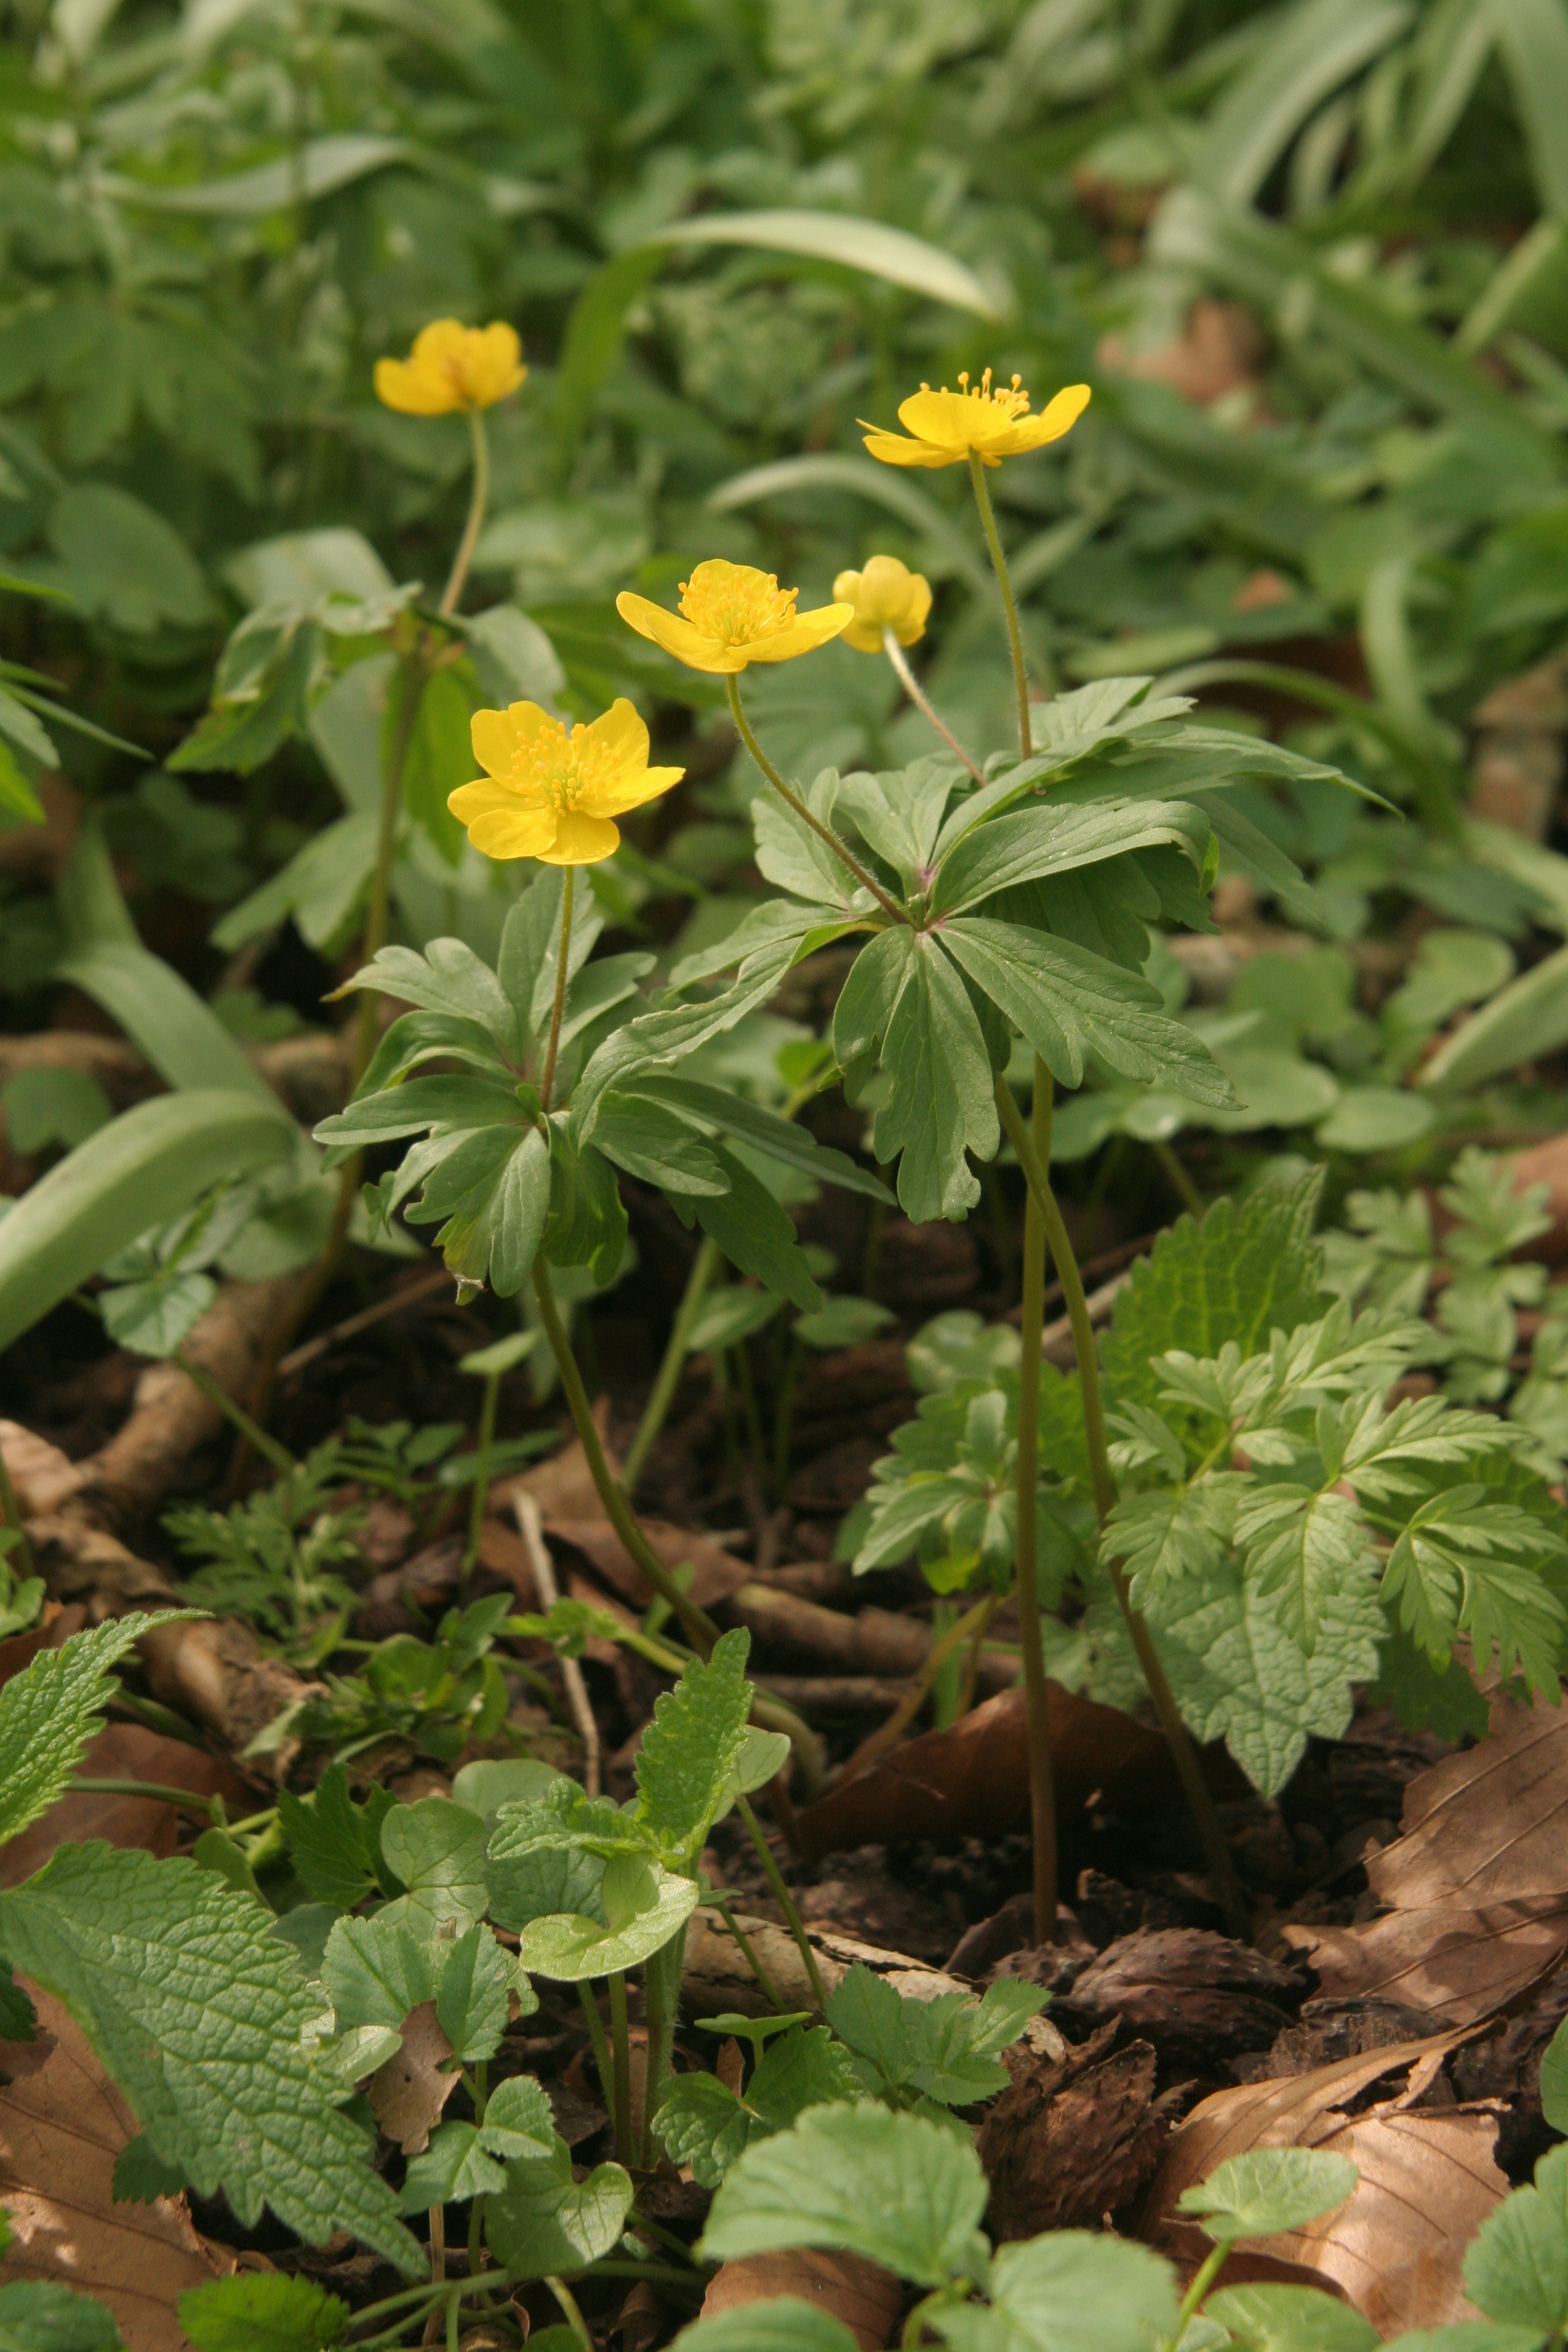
[832,555,933,653]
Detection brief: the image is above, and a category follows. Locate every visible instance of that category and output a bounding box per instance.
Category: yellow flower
[374,319,526,416]
[833,555,933,653]
[448,698,683,866]
[617,559,852,674]
[862,370,1090,470]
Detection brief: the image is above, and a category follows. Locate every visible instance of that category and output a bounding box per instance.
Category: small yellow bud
[374,319,525,416]
[832,555,934,653]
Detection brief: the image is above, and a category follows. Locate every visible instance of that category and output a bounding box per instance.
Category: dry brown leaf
[0,1423,83,1517]
[367,2001,459,2153]
[0,1720,246,1887]
[701,2250,904,2352]
[794,1684,1173,1860]
[1141,2034,1504,2332]
[0,1981,227,2351]
[1285,1688,1568,2020]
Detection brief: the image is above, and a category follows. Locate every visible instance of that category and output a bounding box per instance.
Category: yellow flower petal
[615,591,736,674]
[374,357,460,416]
[471,700,556,779]
[539,811,621,865]
[581,696,650,770]
[859,427,951,468]
[740,602,855,664]
[994,383,1092,453]
[834,557,931,652]
[581,764,687,819]
[447,783,558,861]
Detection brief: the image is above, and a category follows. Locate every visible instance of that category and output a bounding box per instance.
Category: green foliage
[0,1612,184,1849]
[0,1842,421,2274]
[0,2284,124,2352]
[1177,2149,1360,2242]
[177,2276,350,2352]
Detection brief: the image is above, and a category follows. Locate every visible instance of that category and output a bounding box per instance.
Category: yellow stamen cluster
[947,368,1032,419]
[679,568,800,646]
[511,721,621,813]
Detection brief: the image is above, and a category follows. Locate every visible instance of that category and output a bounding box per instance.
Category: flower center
[679,568,800,645]
[508,719,620,813]
[919,367,1032,421]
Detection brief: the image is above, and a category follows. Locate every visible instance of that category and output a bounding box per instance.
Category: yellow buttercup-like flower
[834,555,933,653]
[375,319,526,416]
[862,370,1090,470]
[448,698,683,867]
[617,559,852,674]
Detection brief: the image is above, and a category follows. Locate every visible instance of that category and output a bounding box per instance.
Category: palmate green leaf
[376,1799,490,1933]
[1463,2143,1568,2336]
[930,798,1213,919]
[485,2140,635,2276]
[0,1845,421,2274]
[655,2072,760,2189]
[1179,2149,1360,2242]
[701,2104,991,2287]
[1102,1175,1328,1422]
[867,931,998,1223]
[625,1076,893,1203]
[405,1123,553,1296]
[938,919,1234,1105]
[276,1763,395,1910]
[435,1921,512,2062]
[517,1859,700,1980]
[1379,1486,1567,1693]
[0,1614,186,1850]
[685,1147,825,1313]
[1106,1482,1239,1608]
[1141,1554,1384,1796]
[399,2074,557,2211]
[177,2273,350,2352]
[0,2283,124,2352]
[321,1914,436,2029]
[673,2298,860,2352]
[592,1092,730,1194]
[636,1627,754,1861]
[1203,2284,1379,2352]
[934,2234,1179,2352]
[1235,1486,1379,1655]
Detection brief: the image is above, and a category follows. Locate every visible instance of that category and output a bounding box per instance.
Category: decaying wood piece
[682,1908,1066,2065]
[1060,1928,1303,2070]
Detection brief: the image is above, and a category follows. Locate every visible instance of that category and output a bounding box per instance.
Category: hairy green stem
[439,408,490,619]
[641,1922,687,2166]
[736,1793,827,2012]
[577,1981,619,2145]
[70,1777,220,1820]
[354,655,427,1084]
[549,2274,593,2351]
[624,1235,720,1490]
[994,1076,1249,1938]
[539,866,575,1113]
[608,1970,635,2166]
[968,448,1032,756]
[1174,2240,1232,2338]
[725,674,909,925]
[172,1352,295,1475]
[882,630,985,782]
[1153,1139,1205,1220]
[1015,1060,1059,1946]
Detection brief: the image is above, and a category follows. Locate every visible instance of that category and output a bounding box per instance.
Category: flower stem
[881,632,985,783]
[172,1351,295,1475]
[70,1777,220,1820]
[1174,2241,1232,2338]
[1015,1059,1059,1946]
[993,1075,1249,1938]
[548,2275,593,2351]
[968,448,1032,757]
[539,866,575,1112]
[735,1793,828,2013]
[709,1891,790,2012]
[608,1970,635,2164]
[354,652,427,1084]
[531,1260,721,1656]
[725,674,909,926]
[624,1235,720,1490]
[578,1980,620,2144]
[439,408,490,619]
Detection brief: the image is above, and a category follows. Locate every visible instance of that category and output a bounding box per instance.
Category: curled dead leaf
[701,2250,904,2352]
[0,1982,227,2351]
[367,2000,459,2154]
[1140,2033,1505,2333]
[1286,1688,1568,2021]
[793,1684,1173,1861]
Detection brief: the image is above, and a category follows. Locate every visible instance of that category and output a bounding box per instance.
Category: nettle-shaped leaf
[1086,1182,1567,1793]
[846,1313,1093,1593]
[486,1629,782,1980]
[654,1965,1046,2188]
[315,869,887,1309]
[645,684,1361,1223]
